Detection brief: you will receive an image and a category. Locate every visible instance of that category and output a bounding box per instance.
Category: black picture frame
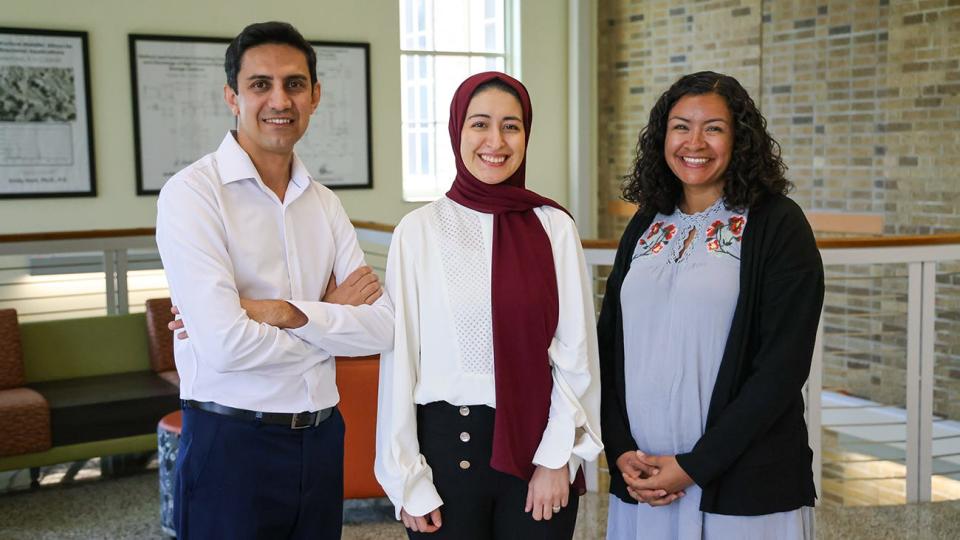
[0,27,96,199]
[129,34,373,195]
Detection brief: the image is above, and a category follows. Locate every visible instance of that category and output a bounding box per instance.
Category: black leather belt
[183,400,334,429]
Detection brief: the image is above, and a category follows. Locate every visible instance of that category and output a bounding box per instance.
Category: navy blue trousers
[175,406,345,540]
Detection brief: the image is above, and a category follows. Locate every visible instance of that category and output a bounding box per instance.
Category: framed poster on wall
[129,34,372,194]
[0,28,96,199]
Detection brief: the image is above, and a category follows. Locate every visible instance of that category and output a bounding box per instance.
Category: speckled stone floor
[1,469,958,539]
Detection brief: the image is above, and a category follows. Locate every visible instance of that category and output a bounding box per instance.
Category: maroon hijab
[446,72,568,482]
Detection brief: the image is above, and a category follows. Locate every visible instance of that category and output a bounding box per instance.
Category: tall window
[400,0,514,201]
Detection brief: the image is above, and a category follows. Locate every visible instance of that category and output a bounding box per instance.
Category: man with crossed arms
[157,21,392,539]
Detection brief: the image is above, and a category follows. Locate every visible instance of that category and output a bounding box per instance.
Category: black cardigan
[598,194,824,515]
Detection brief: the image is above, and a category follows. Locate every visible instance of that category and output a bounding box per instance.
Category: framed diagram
[0,28,96,198]
[129,34,372,194]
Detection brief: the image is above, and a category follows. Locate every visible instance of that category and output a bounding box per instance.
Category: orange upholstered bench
[336,354,383,499]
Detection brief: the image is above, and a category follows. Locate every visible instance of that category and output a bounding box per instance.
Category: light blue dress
[606,199,813,540]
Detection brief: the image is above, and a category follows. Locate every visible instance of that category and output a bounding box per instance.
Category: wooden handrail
[0,228,156,243]
[0,223,390,243]
[610,200,890,236]
[2,225,959,250]
[816,234,960,249]
[350,220,396,233]
[582,239,619,249]
[584,235,960,250]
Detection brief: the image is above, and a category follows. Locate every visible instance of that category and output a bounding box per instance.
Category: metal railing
[0,229,160,320]
[2,225,959,505]
[814,239,960,504]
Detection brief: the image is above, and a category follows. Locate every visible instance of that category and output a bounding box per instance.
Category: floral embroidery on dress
[705,214,746,259]
[633,220,677,259]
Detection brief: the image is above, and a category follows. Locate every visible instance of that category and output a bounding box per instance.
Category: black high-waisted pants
[407,401,579,540]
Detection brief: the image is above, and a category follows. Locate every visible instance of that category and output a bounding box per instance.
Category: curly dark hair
[622,71,791,214]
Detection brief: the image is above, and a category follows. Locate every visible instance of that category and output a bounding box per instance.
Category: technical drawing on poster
[130,35,372,194]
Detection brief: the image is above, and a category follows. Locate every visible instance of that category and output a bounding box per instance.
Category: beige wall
[519,0,569,206]
[0,0,569,234]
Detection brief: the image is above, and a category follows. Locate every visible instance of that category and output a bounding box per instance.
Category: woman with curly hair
[598,71,824,539]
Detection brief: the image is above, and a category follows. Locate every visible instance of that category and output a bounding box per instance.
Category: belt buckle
[290,412,314,430]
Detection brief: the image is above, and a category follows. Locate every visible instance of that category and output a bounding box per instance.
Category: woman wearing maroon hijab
[375,72,603,539]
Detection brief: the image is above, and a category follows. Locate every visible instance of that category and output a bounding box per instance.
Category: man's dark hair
[622,71,792,214]
[225,21,317,93]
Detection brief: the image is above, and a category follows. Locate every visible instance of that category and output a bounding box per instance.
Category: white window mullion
[429,52,439,194]
[400,0,513,201]
[427,0,435,51]
[505,0,519,79]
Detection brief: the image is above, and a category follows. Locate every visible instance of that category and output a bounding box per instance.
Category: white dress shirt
[156,132,393,413]
[375,197,603,518]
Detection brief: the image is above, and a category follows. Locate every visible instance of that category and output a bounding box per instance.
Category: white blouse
[375,197,603,518]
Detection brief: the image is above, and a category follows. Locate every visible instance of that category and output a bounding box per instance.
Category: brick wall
[597,0,960,419]
[598,0,762,238]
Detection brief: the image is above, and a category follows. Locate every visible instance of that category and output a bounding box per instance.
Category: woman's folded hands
[617,450,693,506]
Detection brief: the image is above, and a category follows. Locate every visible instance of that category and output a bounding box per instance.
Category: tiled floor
[339,494,607,539]
[2,462,960,539]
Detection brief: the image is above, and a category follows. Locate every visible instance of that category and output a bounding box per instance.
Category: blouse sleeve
[373,217,443,519]
[531,210,604,480]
